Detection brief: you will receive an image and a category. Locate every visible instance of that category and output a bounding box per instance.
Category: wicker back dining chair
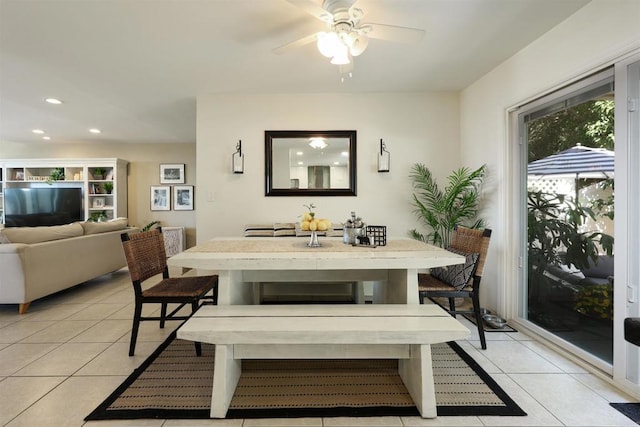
[418,226,492,349]
[121,227,218,356]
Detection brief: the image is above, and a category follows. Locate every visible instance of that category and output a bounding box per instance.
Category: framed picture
[151,186,170,211]
[173,185,194,210]
[90,183,102,194]
[160,164,185,184]
[93,197,105,208]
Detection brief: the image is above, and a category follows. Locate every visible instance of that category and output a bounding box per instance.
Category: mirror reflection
[265,130,357,196]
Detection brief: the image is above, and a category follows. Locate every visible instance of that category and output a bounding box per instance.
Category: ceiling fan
[274,0,425,80]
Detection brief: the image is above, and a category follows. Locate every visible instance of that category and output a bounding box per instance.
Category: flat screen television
[4,187,84,227]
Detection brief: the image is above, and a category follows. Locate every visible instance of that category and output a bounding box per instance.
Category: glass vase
[307,231,321,247]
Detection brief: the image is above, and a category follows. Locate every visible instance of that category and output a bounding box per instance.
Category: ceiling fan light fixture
[330,43,350,64]
[317,32,340,58]
[349,33,368,56]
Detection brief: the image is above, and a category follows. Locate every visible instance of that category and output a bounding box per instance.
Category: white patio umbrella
[528,144,614,201]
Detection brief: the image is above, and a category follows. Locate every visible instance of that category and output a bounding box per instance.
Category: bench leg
[210,344,241,418]
[398,344,436,418]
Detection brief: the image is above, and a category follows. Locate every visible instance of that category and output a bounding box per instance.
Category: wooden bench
[177,304,470,418]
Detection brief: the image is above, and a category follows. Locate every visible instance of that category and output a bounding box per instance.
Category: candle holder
[232,140,244,174]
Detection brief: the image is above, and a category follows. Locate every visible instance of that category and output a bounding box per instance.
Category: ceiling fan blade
[285,0,333,23]
[273,32,320,55]
[362,23,425,43]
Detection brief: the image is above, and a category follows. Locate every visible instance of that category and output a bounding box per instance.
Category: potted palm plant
[409,163,487,248]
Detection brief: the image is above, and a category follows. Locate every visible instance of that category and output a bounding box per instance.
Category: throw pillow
[81,217,129,235]
[430,247,480,290]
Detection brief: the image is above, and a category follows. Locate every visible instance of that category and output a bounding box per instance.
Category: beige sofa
[0,219,134,314]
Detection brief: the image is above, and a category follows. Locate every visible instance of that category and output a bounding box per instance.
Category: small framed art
[173,185,194,210]
[151,186,170,211]
[93,197,105,208]
[160,164,185,184]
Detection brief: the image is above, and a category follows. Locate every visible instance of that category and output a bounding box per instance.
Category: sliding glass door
[518,69,616,365]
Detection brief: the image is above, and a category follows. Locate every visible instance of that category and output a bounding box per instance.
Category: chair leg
[448,298,457,317]
[160,303,167,328]
[129,302,142,356]
[192,300,202,357]
[472,291,486,350]
[418,292,425,304]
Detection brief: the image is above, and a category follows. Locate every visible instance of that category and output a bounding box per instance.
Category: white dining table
[167,237,464,305]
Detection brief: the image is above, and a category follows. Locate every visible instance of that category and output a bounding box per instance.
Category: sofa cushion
[273,222,296,237]
[0,229,10,244]
[326,223,344,237]
[581,255,614,279]
[244,224,274,237]
[80,217,129,235]
[1,223,84,244]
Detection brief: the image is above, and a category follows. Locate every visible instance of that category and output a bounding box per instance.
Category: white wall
[460,0,640,316]
[195,92,460,241]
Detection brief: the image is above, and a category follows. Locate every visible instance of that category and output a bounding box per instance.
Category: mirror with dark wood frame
[265,130,357,196]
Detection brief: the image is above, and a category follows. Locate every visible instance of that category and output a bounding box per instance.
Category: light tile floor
[0,268,637,427]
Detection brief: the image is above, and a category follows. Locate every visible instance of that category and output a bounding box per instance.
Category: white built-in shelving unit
[0,158,128,225]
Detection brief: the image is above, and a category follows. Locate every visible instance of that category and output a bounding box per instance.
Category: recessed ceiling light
[44,98,63,105]
[42,136,51,140]
[89,128,101,134]
[32,129,45,134]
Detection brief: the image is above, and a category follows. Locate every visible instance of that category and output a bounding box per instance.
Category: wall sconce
[378,139,390,173]
[232,140,244,174]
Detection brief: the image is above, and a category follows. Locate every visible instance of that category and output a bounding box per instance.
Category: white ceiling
[0,0,589,145]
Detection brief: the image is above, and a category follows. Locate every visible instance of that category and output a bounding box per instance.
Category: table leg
[217,270,254,305]
[211,344,241,418]
[385,269,419,304]
[398,344,436,418]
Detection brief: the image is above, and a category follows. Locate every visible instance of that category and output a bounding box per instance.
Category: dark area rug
[86,332,526,421]
[610,403,640,424]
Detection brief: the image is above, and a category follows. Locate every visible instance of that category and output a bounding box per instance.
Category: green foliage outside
[527,100,614,162]
[527,97,616,325]
[575,284,613,321]
[527,191,613,274]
